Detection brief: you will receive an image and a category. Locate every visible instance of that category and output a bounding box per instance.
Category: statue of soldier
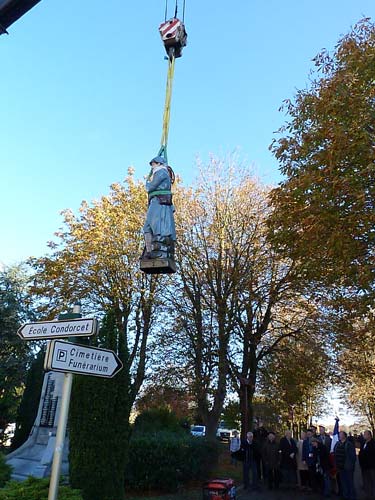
[142,156,176,264]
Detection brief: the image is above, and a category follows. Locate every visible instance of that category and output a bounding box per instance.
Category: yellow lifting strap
[159,55,176,161]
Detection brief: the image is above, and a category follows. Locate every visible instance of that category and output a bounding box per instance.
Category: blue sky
[1,0,374,265]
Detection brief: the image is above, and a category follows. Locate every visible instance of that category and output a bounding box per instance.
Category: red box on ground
[202,478,236,500]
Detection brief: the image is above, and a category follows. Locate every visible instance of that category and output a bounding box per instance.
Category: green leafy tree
[11,348,45,450]
[69,310,131,500]
[0,265,34,445]
[221,401,241,429]
[269,18,375,296]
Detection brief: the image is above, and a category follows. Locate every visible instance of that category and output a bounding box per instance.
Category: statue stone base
[6,372,69,481]
[140,236,176,274]
[140,256,176,274]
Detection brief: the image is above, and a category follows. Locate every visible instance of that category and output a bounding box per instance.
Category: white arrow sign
[44,340,123,378]
[17,318,99,340]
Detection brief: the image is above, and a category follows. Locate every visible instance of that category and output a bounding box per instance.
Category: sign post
[45,340,123,378]
[17,304,123,500]
[17,317,98,341]
[47,304,82,500]
[48,371,73,500]
[47,339,122,500]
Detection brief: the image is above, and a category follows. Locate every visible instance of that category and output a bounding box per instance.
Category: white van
[190,425,206,437]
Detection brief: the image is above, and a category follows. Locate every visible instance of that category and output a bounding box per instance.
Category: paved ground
[237,462,365,499]
[238,487,327,499]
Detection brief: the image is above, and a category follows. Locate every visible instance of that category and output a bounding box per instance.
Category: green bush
[0,477,82,499]
[132,408,185,435]
[0,454,11,487]
[125,432,219,492]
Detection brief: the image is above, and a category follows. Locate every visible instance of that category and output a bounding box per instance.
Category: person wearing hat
[262,431,281,490]
[143,156,176,259]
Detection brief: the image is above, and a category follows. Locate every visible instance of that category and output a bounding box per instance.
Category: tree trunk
[239,384,255,438]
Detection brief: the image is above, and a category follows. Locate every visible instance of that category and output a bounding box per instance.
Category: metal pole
[48,372,73,500]
[48,302,81,500]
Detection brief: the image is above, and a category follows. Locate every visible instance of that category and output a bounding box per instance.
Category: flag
[330,417,339,453]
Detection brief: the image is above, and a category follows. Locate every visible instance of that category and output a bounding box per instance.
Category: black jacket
[262,440,280,468]
[279,436,297,468]
[313,442,330,472]
[240,438,260,464]
[318,433,332,453]
[359,439,375,470]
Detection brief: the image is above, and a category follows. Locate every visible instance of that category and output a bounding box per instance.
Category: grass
[209,443,243,483]
[124,442,241,499]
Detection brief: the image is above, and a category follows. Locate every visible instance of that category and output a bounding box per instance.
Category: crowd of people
[229,423,375,500]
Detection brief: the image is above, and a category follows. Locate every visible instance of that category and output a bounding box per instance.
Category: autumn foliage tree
[269,19,375,296]
[258,331,330,434]
[335,311,375,434]
[160,157,318,437]
[29,170,161,405]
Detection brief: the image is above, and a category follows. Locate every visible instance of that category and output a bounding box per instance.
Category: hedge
[132,408,186,436]
[125,431,219,492]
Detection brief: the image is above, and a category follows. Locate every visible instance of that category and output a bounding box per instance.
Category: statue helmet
[149,155,167,165]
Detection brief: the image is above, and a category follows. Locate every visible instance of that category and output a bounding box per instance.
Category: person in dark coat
[302,428,316,489]
[279,430,298,486]
[311,437,331,497]
[262,431,280,490]
[334,431,356,500]
[318,425,332,453]
[253,420,268,480]
[358,430,375,500]
[240,431,260,490]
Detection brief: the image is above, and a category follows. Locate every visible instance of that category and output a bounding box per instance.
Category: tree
[161,157,316,437]
[0,265,35,446]
[69,309,131,500]
[257,331,330,435]
[135,381,193,421]
[29,170,161,407]
[269,19,375,296]
[164,158,253,438]
[336,313,375,434]
[11,347,45,450]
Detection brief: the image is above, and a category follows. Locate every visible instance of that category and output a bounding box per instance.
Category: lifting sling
[158,54,176,164]
[157,8,187,163]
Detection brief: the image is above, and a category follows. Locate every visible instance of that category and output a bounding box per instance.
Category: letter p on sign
[57,349,67,362]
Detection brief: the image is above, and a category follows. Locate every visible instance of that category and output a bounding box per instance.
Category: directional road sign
[44,340,123,378]
[17,318,99,341]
